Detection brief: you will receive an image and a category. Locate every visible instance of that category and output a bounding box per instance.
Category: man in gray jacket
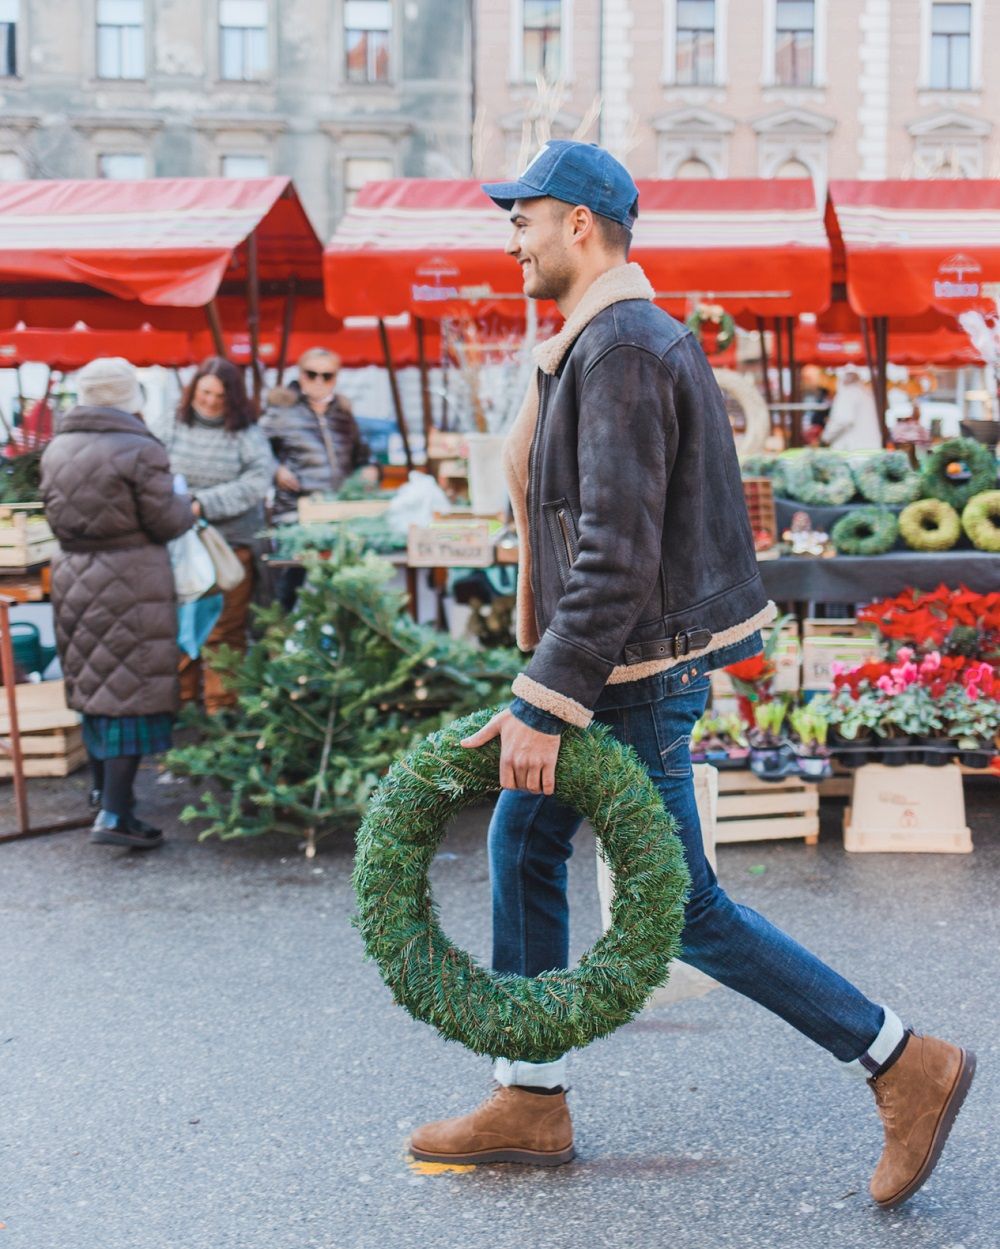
[406,142,974,1211]
[260,347,371,522]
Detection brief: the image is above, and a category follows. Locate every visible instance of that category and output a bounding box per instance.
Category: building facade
[0,0,472,233]
[474,0,1000,187]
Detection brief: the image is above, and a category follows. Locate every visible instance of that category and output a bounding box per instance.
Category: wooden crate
[0,680,85,777]
[843,764,972,854]
[715,770,819,845]
[296,497,390,524]
[0,506,57,568]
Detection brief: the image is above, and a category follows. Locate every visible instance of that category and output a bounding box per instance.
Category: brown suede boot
[409,1085,575,1166]
[868,1032,976,1209]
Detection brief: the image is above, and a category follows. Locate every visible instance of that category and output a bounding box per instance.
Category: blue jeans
[488,658,885,1064]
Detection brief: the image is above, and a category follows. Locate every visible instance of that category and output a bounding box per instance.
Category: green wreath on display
[352,707,690,1064]
[853,452,922,506]
[961,491,1000,552]
[919,438,997,510]
[831,507,899,556]
[898,498,962,552]
[784,452,858,507]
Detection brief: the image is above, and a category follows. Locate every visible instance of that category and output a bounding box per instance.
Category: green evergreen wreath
[898,498,961,552]
[831,507,899,555]
[853,452,921,506]
[353,707,690,1064]
[784,452,857,506]
[961,490,1000,552]
[919,437,997,509]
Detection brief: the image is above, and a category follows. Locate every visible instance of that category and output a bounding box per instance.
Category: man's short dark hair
[594,212,632,259]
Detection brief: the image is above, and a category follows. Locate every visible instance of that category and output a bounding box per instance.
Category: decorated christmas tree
[169,533,520,855]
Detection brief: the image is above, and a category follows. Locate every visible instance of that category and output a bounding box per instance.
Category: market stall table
[757,551,1000,603]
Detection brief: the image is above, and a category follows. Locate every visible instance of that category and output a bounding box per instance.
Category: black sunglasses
[303,368,336,382]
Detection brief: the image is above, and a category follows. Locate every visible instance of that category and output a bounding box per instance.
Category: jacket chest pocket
[543,498,580,587]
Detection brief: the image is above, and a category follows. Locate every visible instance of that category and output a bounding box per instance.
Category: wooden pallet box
[0,680,85,777]
[715,770,819,845]
[0,506,57,568]
[843,764,972,853]
[296,497,390,524]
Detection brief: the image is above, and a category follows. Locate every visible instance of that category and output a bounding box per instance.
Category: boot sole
[875,1047,976,1210]
[410,1144,575,1167]
[89,829,164,849]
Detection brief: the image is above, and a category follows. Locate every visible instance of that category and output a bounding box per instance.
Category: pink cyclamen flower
[890,661,919,687]
[830,661,847,678]
[896,646,915,663]
[920,651,942,673]
[876,675,897,694]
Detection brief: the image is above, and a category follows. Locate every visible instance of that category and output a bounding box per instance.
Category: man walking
[408,142,974,1209]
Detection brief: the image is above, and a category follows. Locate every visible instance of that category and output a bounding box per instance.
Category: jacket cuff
[511,671,594,729]
[509,696,566,735]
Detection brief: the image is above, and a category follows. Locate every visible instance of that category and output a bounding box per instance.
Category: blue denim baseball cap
[482,140,639,229]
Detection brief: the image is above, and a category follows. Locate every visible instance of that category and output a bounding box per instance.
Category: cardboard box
[844,764,972,853]
[802,635,880,692]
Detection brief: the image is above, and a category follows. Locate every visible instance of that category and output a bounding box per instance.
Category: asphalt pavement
[2,764,996,1249]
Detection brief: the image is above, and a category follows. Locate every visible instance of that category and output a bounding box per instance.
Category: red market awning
[323,178,831,321]
[0,176,324,308]
[796,323,983,369]
[827,180,1000,320]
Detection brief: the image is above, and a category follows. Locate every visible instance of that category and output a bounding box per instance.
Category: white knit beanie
[76,357,144,415]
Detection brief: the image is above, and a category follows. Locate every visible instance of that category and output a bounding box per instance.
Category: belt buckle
[673,631,689,657]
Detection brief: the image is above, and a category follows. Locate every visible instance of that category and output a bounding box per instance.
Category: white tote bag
[169,527,216,604]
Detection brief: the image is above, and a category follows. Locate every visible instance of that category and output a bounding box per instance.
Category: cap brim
[480,179,546,211]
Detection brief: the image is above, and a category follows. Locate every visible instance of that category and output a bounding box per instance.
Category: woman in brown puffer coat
[40,358,195,849]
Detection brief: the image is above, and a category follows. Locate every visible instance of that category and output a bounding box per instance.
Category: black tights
[88,754,141,818]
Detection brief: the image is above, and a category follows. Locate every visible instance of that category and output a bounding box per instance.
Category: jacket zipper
[527,371,549,633]
[556,507,576,574]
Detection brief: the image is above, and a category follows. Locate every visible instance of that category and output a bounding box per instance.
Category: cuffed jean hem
[494,1056,568,1089]
[840,1006,906,1078]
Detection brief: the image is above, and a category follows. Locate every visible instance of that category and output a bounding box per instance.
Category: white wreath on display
[713,368,771,457]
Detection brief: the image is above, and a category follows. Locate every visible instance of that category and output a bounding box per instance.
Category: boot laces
[872,1077,898,1128]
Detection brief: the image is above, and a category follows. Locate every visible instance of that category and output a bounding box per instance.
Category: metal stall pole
[246,229,263,414]
[378,318,414,470]
[205,300,227,360]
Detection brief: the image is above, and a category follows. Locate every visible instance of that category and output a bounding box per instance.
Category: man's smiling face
[505,197,576,303]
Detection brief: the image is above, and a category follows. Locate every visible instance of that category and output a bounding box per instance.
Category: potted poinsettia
[789,705,832,779]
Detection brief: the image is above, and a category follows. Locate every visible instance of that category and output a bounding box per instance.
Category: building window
[344,0,391,84]
[221,153,270,177]
[930,3,971,89]
[675,157,714,178]
[344,155,393,209]
[96,0,145,80]
[0,0,17,77]
[219,0,269,81]
[522,0,562,83]
[675,1,715,86]
[98,152,146,179]
[775,0,813,86]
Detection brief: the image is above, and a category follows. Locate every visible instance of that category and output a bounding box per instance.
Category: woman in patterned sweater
[153,358,275,713]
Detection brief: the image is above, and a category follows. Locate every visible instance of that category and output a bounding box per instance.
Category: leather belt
[623,628,713,664]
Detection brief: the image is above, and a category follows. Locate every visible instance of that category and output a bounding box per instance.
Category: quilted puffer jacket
[40,406,194,717]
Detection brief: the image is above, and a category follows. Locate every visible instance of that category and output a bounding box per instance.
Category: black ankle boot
[90,811,164,849]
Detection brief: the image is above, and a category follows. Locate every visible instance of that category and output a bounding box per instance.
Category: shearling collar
[532,262,655,376]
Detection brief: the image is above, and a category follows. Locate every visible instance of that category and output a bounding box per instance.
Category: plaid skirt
[81,713,174,760]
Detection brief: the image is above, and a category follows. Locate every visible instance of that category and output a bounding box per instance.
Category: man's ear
[566,204,595,247]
